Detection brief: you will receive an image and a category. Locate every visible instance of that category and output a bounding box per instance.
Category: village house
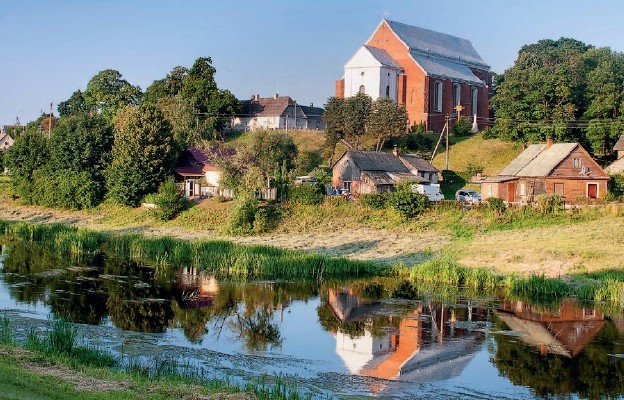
[605,133,624,174]
[331,148,439,195]
[173,147,235,199]
[0,131,14,151]
[335,19,491,131]
[230,94,325,132]
[477,139,609,204]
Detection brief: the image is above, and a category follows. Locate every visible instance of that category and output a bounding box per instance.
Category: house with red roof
[173,147,235,198]
[335,19,491,131]
[230,94,325,132]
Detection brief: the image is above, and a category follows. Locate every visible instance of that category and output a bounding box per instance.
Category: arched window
[471,87,478,116]
[452,83,461,108]
[385,85,390,97]
[359,85,365,94]
[433,81,442,112]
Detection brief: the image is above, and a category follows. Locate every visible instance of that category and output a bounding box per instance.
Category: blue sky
[2,0,624,126]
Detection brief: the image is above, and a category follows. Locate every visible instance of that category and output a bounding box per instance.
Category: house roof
[176,147,235,176]
[400,154,440,173]
[614,133,624,151]
[410,52,485,86]
[498,143,579,177]
[298,105,324,118]
[384,19,489,69]
[0,132,12,143]
[347,150,411,172]
[606,157,624,174]
[363,45,402,69]
[241,96,295,118]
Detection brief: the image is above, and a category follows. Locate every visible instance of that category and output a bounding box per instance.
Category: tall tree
[57,90,90,117]
[366,97,409,151]
[322,96,345,164]
[84,69,142,121]
[4,129,49,203]
[343,93,372,149]
[143,66,188,104]
[106,104,178,206]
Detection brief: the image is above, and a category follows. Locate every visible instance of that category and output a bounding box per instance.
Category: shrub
[227,194,259,235]
[535,194,564,215]
[253,206,281,234]
[465,162,484,178]
[486,197,506,213]
[482,127,497,139]
[451,118,472,136]
[31,168,103,210]
[359,193,387,210]
[288,183,324,205]
[152,178,190,220]
[608,173,624,196]
[386,183,429,218]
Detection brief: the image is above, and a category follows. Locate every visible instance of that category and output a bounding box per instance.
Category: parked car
[455,189,481,204]
[413,183,445,202]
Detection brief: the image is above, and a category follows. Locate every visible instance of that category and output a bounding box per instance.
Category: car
[414,184,445,202]
[455,189,481,204]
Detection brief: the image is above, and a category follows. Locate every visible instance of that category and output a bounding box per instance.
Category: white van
[413,183,445,202]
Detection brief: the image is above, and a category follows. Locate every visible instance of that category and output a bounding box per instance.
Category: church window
[453,83,461,108]
[471,87,478,116]
[359,85,365,94]
[433,81,442,112]
[385,85,390,97]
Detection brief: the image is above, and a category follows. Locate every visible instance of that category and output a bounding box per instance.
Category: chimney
[393,144,399,157]
[310,102,313,107]
[274,93,279,99]
[546,138,554,148]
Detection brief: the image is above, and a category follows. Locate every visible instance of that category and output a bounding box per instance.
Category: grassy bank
[0,315,309,400]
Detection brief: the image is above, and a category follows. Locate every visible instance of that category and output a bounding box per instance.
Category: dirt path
[0,202,448,266]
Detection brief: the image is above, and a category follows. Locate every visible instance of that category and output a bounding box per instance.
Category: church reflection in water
[326,288,486,384]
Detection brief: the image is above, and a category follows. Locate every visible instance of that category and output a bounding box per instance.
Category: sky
[2,0,624,126]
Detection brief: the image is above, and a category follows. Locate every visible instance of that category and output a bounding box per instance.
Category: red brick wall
[335,78,345,99]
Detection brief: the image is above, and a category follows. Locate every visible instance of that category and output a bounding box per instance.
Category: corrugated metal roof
[400,154,439,173]
[614,133,624,151]
[385,19,489,69]
[606,157,624,174]
[498,143,579,177]
[410,52,484,86]
[363,45,402,69]
[349,150,410,172]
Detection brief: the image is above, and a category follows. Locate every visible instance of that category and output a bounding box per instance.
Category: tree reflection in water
[228,307,282,352]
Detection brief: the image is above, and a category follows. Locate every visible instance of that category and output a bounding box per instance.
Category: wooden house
[173,147,235,198]
[478,140,609,204]
[331,148,439,195]
[605,133,624,175]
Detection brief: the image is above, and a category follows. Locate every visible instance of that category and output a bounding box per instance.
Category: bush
[152,178,190,220]
[465,162,484,178]
[253,206,281,234]
[31,168,103,210]
[535,194,564,215]
[288,183,324,205]
[227,194,259,235]
[359,193,387,210]
[486,197,506,213]
[386,183,429,218]
[451,118,472,136]
[608,174,624,196]
[482,127,497,139]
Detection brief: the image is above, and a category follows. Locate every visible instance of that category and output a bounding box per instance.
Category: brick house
[332,148,439,195]
[477,140,609,204]
[335,19,491,131]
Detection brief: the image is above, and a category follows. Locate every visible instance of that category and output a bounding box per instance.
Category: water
[1,242,623,399]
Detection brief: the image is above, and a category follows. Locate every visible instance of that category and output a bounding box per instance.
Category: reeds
[404,257,499,291]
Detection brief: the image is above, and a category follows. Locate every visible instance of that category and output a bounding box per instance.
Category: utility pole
[48,102,53,138]
[445,115,450,171]
[294,100,297,130]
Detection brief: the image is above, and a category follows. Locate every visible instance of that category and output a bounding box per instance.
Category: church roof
[385,19,489,69]
[363,45,402,69]
[410,52,484,86]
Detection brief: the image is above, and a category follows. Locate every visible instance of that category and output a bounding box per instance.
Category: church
[335,19,491,132]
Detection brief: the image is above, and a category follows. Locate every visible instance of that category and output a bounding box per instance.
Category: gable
[550,146,609,179]
[345,45,400,69]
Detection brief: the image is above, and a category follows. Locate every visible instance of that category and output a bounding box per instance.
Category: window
[519,182,526,196]
[554,183,564,197]
[433,81,442,112]
[488,184,493,196]
[385,85,390,97]
[453,83,461,108]
[343,181,352,192]
[471,87,478,116]
[573,158,580,168]
[359,85,365,94]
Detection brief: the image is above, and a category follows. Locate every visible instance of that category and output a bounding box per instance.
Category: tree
[247,130,298,176]
[84,69,142,121]
[4,129,49,203]
[57,90,90,117]
[343,93,372,149]
[143,66,188,104]
[366,97,409,151]
[106,104,178,207]
[322,96,345,164]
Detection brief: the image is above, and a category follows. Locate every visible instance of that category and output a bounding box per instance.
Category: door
[508,182,516,202]
[587,183,598,199]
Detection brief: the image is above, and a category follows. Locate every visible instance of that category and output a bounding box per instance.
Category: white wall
[344,46,400,102]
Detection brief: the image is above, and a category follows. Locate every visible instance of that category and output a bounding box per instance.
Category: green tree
[366,97,408,151]
[343,92,372,149]
[57,90,90,117]
[4,130,49,203]
[106,104,178,206]
[152,177,190,220]
[247,130,298,176]
[143,66,188,104]
[84,69,142,121]
[321,96,345,164]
